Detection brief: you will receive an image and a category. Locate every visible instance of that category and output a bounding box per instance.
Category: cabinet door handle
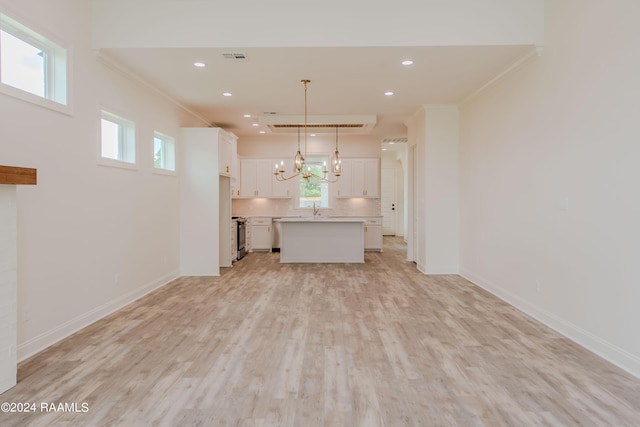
[226,165,230,173]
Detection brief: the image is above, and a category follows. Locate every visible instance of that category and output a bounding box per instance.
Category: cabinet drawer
[364,217,382,226]
[251,218,272,225]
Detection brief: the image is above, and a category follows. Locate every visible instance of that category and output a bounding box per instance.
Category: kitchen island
[278,217,365,263]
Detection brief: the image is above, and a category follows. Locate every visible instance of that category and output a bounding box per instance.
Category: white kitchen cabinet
[228,137,240,197]
[272,175,294,198]
[240,159,274,197]
[248,217,272,252]
[336,159,353,198]
[239,158,293,198]
[363,217,383,251]
[240,159,258,197]
[218,133,233,177]
[336,158,380,198]
[351,159,365,197]
[363,159,380,197]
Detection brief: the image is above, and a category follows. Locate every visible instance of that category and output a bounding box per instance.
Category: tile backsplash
[232,197,381,217]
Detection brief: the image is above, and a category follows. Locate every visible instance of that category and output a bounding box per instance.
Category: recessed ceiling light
[382,148,388,151]
[223,92,232,97]
[259,131,266,134]
[384,91,394,96]
[401,60,414,66]
[310,133,316,137]
[252,123,259,127]
[243,114,251,118]
[193,62,206,68]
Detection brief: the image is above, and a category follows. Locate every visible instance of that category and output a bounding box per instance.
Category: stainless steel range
[232,217,246,260]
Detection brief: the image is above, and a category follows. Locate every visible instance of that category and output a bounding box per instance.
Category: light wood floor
[1,237,639,426]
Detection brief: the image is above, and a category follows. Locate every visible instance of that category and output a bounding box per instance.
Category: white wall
[237,134,380,158]
[0,185,17,392]
[459,0,640,376]
[405,106,460,274]
[91,0,543,49]
[405,111,425,264]
[424,106,460,274]
[0,0,205,360]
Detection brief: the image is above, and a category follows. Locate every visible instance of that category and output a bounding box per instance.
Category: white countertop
[277,217,365,223]
[242,215,381,219]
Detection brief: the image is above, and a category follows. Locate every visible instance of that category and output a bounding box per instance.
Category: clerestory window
[0,13,68,110]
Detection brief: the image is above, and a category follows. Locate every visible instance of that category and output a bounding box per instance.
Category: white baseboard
[417,262,426,274]
[417,263,459,275]
[461,268,640,379]
[17,270,179,362]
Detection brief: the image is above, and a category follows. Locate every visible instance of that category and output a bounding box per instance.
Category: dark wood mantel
[0,165,37,185]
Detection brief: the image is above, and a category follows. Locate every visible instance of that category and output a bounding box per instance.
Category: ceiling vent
[222,52,248,61]
[381,137,408,144]
[259,114,377,134]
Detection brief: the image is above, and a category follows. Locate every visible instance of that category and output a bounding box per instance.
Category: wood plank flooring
[1,237,639,426]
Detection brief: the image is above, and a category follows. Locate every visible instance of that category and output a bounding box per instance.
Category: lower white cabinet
[246,216,380,252]
[248,217,272,252]
[363,217,383,251]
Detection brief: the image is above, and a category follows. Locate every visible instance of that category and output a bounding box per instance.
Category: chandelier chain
[274,79,340,183]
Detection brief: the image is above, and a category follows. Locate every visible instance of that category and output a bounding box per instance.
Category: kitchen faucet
[313,202,320,217]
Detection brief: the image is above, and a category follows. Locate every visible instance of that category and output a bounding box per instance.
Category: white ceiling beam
[91,0,544,49]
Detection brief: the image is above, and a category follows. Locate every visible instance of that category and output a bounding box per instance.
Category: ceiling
[102,45,535,140]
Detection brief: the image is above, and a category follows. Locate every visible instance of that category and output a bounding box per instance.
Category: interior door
[381,167,396,235]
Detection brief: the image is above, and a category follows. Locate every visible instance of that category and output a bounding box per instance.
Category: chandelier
[274,79,341,183]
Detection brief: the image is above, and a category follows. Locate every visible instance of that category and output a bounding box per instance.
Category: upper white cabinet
[272,176,294,198]
[336,159,353,198]
[218,135,232,176]
[239,158,293,198]
[240,159,274,197]
[336,158,380,198]
[363,159,380,197]
[217,129,238,178]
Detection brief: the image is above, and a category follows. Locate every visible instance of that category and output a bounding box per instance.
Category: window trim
[152,131,177,176]
[296,153,332,210]
[99,109,137,169]
[0,12,72,115]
